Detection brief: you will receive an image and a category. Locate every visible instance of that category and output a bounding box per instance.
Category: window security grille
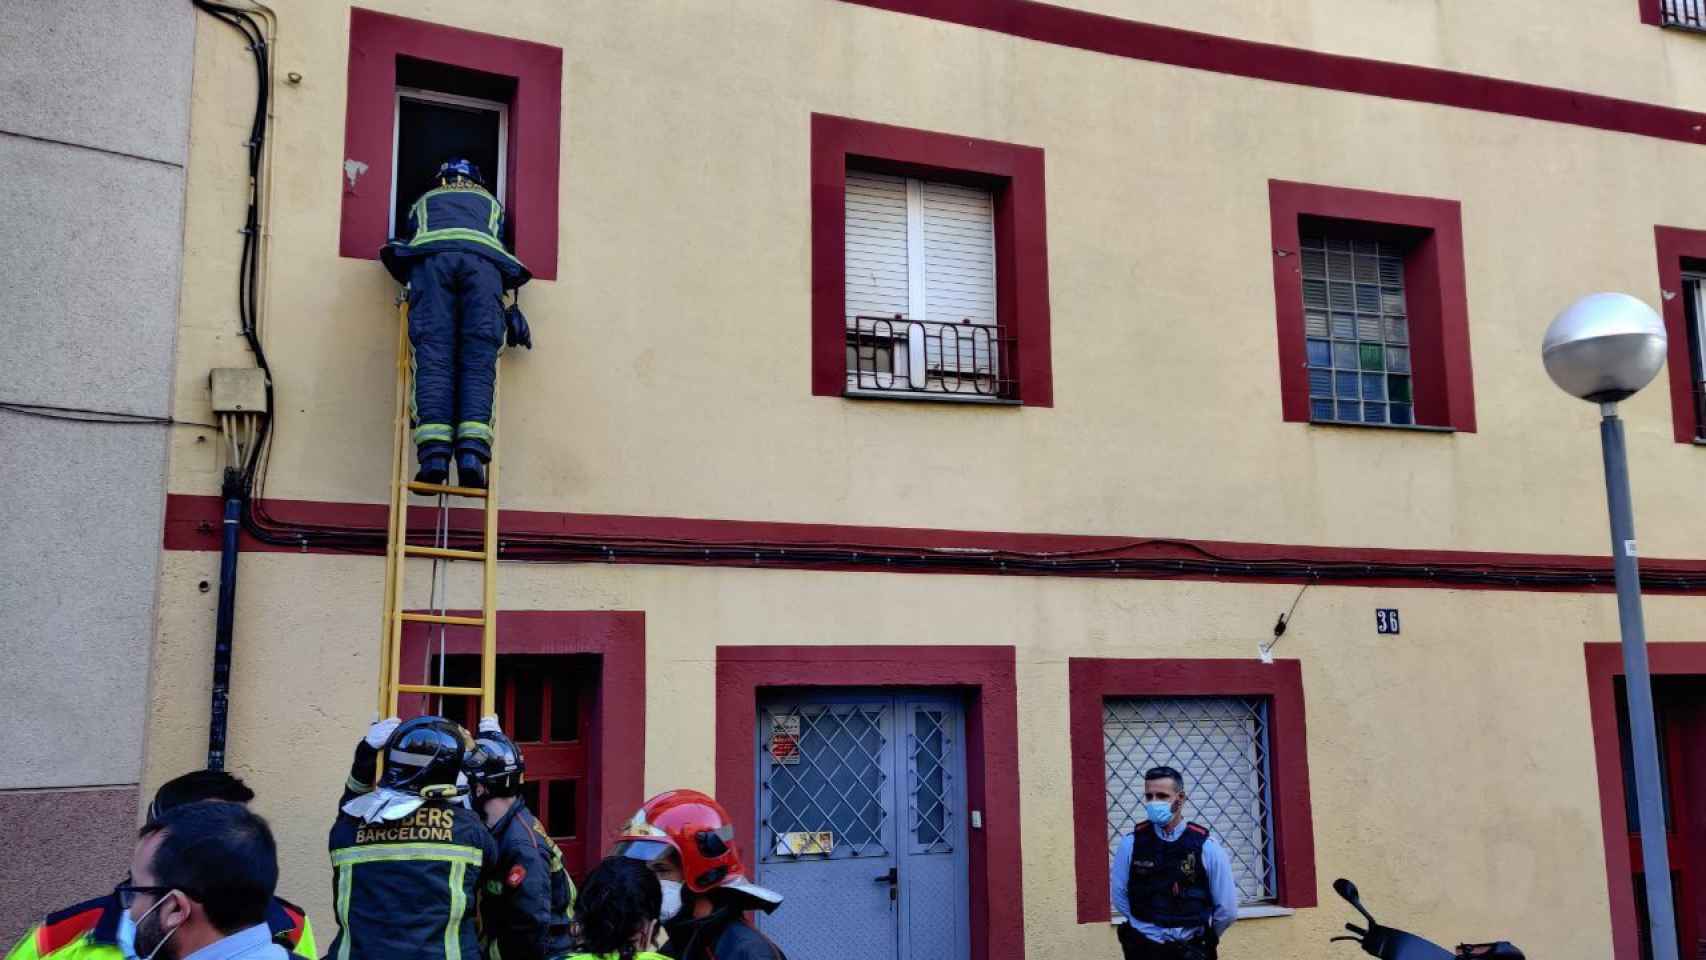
[1103,697,1278,904]
[1301,235,1415,426]
[1661,0,1706,30]
[844,171,1011,399]
[1685,274,1706,438]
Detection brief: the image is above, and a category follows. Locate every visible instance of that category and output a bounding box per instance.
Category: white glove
[478,714,502,735]
[365,716,402,749]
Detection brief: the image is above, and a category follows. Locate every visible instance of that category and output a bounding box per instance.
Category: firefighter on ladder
[381,158,532,490]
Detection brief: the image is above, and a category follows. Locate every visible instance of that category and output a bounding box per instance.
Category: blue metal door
[755,692,969,960]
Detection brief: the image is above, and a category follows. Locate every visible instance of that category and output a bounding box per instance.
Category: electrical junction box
[209,368,268,414]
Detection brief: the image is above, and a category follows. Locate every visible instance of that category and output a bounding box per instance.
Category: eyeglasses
[114,882,175,910]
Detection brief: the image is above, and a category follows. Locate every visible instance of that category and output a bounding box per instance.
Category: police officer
[5,771,315,960]
[612,790,787,960]
[464,719,576,960]
[326,716,500,960]
[380,158,532,490]
[1109,766,1238,960]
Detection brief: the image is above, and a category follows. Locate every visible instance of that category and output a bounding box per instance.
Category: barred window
[1660,0,1706,30]
[843,170,1008,399]
[1103,697,1277,905]
[1300,233,1415,427]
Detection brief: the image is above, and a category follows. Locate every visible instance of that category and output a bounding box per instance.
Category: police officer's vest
[1125,821,1214,929]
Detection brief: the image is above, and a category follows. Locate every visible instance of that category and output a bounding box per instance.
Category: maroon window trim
[398,610,644,849]
[1068,657,1318,923]
[716,645,1023,960]
[838,1,1706,146]
[1654,226,1706,443]
[1584,642,1706,960]
[341,8,562,281]
[811,113,1052,406]
[1640,0,1664,26]
[1268,179,1476,432]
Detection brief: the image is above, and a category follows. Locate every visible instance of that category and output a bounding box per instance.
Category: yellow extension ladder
[376,299,499,719]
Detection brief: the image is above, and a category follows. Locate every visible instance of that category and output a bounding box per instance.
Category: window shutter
[844,171,911,331]
[920,180,996,374]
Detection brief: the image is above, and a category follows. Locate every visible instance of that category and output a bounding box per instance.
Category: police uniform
[380,180,530,470]
[1115,821,1222,960]
[479,800,575,960]
[4,893,315,960]
[324,742,501,960]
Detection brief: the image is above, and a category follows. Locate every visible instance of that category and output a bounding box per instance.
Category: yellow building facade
[141,1,1706,958]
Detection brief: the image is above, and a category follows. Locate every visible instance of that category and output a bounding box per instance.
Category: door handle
[874,866,898,901]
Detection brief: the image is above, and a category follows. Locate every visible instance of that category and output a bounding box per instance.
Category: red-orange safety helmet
[612,789,782,910]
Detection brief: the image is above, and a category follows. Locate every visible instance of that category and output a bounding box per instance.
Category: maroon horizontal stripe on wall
[163,493,1706,593]
[839,0,1706,146]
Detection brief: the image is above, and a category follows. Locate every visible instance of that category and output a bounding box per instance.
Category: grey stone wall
[0,0,194,939]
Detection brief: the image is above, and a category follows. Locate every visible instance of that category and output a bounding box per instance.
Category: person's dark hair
[147,770,255,825]
[1144,766,1185,792]
[140,802,278,933]
[572,856,662,960]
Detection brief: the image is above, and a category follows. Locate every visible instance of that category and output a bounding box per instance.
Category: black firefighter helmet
[379,716,471,793]
[465,729,526,797]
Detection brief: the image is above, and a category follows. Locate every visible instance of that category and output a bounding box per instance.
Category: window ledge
[844,388,1021,407]
[1308,418,1455,434]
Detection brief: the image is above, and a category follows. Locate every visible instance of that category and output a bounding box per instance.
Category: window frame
[1653,227,1706,443]
[388,87,510,239]
[1102,694,1281,907]
[811,113,1052,406]
[1068,658,1318,923]
[340,8,562,280]
[1268,180,1476,432]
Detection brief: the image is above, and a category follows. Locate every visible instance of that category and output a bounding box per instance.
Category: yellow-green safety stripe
[454,422,493,442]
[414,423,453,445]
[330,842,485,867]
[445,860,468,960]
[407,227,520,265]
[335,863,354,960]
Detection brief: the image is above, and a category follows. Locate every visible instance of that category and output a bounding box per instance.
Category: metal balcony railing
[1662,0,1706,30]
[845,315,1016,401]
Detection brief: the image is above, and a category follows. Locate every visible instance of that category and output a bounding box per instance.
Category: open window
[340,9,561,279]
[390,86,508,240]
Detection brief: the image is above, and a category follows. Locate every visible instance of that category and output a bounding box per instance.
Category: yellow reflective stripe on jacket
[564,953,671,960]
[408,227,520,263]
[444,860,468,960]
[334,864,354,960]
[487,198,500,234]
[330,842,485,868]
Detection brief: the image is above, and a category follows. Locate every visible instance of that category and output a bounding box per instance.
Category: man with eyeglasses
[5,772,314,960]
[113,801,283,960]
[1109,765,1238,960]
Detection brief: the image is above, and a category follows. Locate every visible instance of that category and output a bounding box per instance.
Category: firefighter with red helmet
[611,791,788,960]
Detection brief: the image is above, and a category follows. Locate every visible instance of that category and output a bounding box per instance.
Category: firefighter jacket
[381,183,530,289]
[4,893,314,960]
[479,801,576,960]
[326,743,501,960]
[659,909,788,960]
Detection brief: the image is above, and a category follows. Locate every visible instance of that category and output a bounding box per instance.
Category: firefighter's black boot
[456,451,486,490]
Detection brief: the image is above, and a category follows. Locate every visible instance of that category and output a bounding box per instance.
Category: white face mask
[118,895,180,960]
[658,879,683,924]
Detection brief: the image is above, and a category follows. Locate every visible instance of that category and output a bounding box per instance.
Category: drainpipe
[208,467,245,771]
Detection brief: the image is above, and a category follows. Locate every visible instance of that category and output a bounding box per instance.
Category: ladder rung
[406,480,490,499]
[403,545,488,561]
[396,683,485,696]
[399,612,486,627]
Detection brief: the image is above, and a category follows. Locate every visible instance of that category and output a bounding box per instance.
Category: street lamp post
[1543,292,1676,960]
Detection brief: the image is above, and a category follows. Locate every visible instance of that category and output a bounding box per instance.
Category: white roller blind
[921,180,995,373]
[844,171,910,329]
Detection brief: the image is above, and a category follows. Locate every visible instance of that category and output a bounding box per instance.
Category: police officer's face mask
[120,893,183,960]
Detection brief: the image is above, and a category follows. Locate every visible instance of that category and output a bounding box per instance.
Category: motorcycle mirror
[1334,878,1377,927]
